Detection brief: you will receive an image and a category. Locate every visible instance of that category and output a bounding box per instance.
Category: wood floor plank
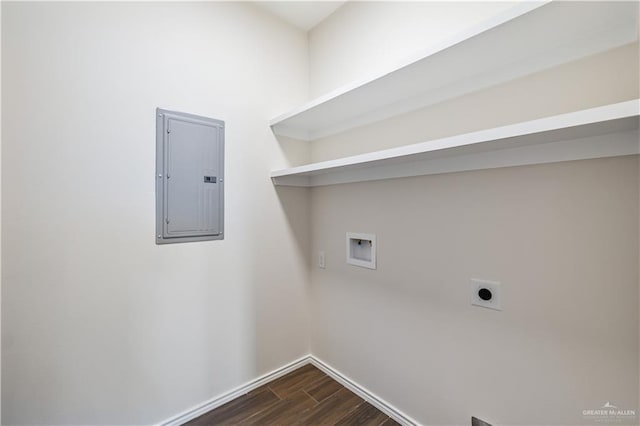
[381,416,402,426]
[304,375,343,403]
[185,388,279,425]
[247,383,276,397]
[334,401,389,426]
[299,388,363,425]
[245,391,317,425]
[268,364,326,398]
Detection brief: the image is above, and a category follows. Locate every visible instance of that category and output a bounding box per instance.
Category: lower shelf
[270,100,640,187]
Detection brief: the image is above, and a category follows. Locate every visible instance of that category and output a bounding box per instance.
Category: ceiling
[254,1,347,31]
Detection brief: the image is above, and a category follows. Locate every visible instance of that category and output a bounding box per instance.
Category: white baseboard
[158,355,310,426]
[158,354,419,426]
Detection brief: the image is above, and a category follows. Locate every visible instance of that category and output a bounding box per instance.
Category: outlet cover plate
[346,232,376,269]
[471,279,502,311]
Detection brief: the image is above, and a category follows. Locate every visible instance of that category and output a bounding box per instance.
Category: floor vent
[472,417,492,426]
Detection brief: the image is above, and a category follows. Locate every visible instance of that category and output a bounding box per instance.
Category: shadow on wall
[273,185,311,264]
[274,135,312,168]
[246,180,312,376]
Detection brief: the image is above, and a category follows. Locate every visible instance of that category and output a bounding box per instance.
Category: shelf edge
[270,100,640,186]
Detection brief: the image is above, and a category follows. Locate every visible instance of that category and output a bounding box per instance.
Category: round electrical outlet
[478,288,492,301]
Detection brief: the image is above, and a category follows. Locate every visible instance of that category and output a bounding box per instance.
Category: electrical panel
[156,109,224,244]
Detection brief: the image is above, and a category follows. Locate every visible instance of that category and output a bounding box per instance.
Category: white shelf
[270,1,638,141]
[271,100,640,187]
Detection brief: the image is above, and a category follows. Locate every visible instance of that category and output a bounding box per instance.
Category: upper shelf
[270,1,638,141]
[271,100,640,187]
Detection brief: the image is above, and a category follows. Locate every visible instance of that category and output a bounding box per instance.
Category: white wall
[0,1,3,422]
[310,158,639,425]
[1,3,310,425]
[307,2,639,425]
[308,1,516,97]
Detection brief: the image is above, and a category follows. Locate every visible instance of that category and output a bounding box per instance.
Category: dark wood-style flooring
[186,364,401,425]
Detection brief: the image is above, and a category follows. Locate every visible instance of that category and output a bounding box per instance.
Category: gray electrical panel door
[156,109,224,244]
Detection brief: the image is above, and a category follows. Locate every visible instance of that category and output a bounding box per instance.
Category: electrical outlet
[471,279,501,311]
[318,251,325,269]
